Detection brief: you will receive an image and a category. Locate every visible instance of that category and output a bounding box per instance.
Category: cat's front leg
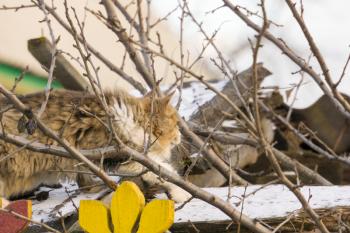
[148,159,192,202]
[141,170,191,203]
[117,159,192,202]
[162,181,192,203]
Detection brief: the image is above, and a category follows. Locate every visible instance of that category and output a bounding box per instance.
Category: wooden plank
[0,200,32,233]
[27,37,90,91]
[172,206,350,232]
[172,185,350,232]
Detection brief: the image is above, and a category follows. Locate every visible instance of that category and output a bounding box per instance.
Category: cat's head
[141,92,181,151]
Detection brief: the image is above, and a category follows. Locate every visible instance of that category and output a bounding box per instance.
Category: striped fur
[0,90,190,202]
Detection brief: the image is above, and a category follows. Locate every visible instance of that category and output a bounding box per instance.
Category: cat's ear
[142,91,155,102]
[144,91,154,98]
[160,91,175,106]
[141,91,155,105]
[141,91,175,107]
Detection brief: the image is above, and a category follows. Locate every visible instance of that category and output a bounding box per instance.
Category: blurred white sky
[153,0,350,108]
[1,0,350,108]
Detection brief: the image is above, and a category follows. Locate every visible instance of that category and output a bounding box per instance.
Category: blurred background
[0,0,349,108]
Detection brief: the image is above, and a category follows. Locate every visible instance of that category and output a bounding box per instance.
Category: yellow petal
[111,181,145,233]
[79,200,112,233]
[137,200,174,233]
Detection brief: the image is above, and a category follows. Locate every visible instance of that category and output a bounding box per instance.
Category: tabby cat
[0,89,190,202]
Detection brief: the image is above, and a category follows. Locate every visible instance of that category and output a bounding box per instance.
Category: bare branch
[0,83,118,190]
[250,2,330,232]
[285,0,350,115]
[102,0,156,91]
[222,0,350,119]
[35,0,58,118]
[0,4,36,11]
[42,2,148,94]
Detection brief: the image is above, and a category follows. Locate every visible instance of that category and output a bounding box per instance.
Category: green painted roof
[0,63,63,94]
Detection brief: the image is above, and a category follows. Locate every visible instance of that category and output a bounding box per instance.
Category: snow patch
[175,185,350,222]
[32,177,120,223]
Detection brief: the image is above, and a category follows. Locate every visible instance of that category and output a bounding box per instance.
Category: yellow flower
[79,181,174,233]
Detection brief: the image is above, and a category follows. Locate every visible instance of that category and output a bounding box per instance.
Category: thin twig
[0,83,118,190]
[0,4,36,11]
[43,2,147,94]
[222,0,350,119]
[33,0,58,118]
[11,66,28,92]
[285,0,350,116]
[250,2,329,232]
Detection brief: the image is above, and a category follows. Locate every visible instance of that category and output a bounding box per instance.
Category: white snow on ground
[31,182,103,222]
[32,177,120,223]
[175,185,350,222]
[32,184,350,223]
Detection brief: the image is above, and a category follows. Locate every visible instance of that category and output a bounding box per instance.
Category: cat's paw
[168,186,192,203]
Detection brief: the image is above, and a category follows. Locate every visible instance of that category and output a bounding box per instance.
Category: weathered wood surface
[0,199,32,233]
[172,206,350,232]
[28,37,90,92]
[172,207,350,232]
